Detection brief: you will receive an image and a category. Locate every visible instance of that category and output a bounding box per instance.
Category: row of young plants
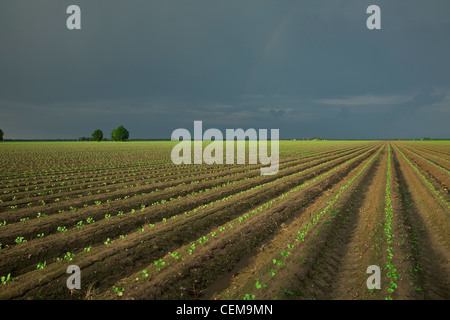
[388,144,449,299]
[401,146,450,175]
[0,141,324,187]
[0,149,360,297]
[410,145,450,161]
[0,152,256,194]
[0,145,379,297]
[391,147,427,296]
[0,144,284,196]
[237,144,384,300]
[0,143,357,204]
[394,146,450,209]
[0,162,253,217]
[2,144,339,209]
[2,143,354,197]
[407,145,450,165]
[0,143,360,194]
[104,145,381,298]
[0,147,365,247]
[0,160,257,208]
[1,152,286,220]
[383,144,399,299]
[0,154,168,184]
[0,146,367,283]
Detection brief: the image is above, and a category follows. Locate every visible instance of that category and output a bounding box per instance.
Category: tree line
[0,126,129,142]
[79,125,129,142]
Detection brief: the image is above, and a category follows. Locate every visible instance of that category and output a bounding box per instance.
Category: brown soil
[0,145,372,278]
[0,146,379,299]
[2,141,447,301]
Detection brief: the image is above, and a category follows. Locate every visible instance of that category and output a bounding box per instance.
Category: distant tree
[0,129,3,141]
[92,129,103,142]
[423,137,431,140]
[111,125,129,141]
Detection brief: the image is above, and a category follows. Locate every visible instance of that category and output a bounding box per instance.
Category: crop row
[0,145,370,248]
[0,145,380,298]
[98,145,382,299]
[237,144,384,299]
[0,146,359,212]
[394,146,449,209]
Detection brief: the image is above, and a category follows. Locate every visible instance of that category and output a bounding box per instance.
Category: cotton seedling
[113,287,124,297]
[15,237,26,244]
[64,252,74,261]
[37,261,46,270]
[1,274,15,285]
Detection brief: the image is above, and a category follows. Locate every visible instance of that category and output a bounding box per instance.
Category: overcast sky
[0,0,449,139]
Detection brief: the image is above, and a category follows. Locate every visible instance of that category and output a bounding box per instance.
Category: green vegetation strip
[242,144,383,300]
[106,145,380,298]
[402,146,450,175]
[384,144,399,299]
[0,146,368,246]
[0,147,375,287]
[395,147,450,209]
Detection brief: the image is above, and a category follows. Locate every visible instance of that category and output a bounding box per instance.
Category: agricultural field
[0,140,448,300]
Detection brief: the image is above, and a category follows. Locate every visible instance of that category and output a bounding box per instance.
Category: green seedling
[255,279,267,290]
[273,259,285,267]
[64,252,74,261]
[15,236,26,244]
[37,261,46,270]
[86,217,95,224]
[1,274,15,285]
[113,287,124,297]
[76,221,84,228]
[171,252,181,259]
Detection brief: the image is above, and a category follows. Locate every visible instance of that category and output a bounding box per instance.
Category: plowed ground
[0,141,448,300]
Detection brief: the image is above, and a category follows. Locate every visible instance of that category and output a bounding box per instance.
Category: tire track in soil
[392,146,450,299]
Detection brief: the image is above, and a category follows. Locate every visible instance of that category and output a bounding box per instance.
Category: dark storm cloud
[0,0,449,139]
[269,109,286,118]
[392,89,446,116]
